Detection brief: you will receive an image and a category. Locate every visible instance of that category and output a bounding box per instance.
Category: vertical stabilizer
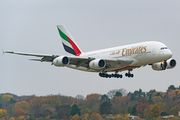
[57,25,82,56]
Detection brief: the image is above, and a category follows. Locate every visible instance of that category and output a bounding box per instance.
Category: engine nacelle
[152,62,164,71]
[152,58,176,71]
[89,59,106,70]
[53,56,69,67]
[167,58,176,69]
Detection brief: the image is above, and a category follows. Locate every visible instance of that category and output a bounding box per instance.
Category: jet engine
[89,59,106,69]
[152,58,176,71]
[53,56,69,67]
[167,59,176,69]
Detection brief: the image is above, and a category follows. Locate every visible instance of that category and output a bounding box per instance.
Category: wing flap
[103,58,134,69]
[67,56,134,70]
[68,56,92,68]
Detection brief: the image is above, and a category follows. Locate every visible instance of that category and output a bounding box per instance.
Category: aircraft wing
[4,51,58,62]
[4,51,91,64]
[4,51,134,69]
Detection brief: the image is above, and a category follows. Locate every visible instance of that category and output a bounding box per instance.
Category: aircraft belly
[66,64,138,73]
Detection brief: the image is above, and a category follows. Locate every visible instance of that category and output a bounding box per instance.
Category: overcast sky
[0,0,180,97]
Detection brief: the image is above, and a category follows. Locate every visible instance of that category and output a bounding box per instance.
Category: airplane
[4,25,176,78]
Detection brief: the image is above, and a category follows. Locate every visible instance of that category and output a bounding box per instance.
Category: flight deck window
[160,47,168,50]
[160,48,164,50]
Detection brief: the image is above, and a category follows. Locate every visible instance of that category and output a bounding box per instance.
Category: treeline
[0,85,180,120]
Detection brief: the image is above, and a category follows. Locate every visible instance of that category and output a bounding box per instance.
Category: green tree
[131,104,137,115]
[9,98,16,104]
[0,104,2,109]
[161,112,169,116]
[150,104,160,118]
[100,94,110,104]
[80,107,91,115]
[70,104,81,116]
[127,107,132,115]
[57,105,71,119]
[156,92,162,97]
[169,107,177,116]
[2,94,13,100]
[129,89,145,101]
[29,116,34,120]
[101,94,109,100]
[99,101,111,114]
[152,96,163,103]
[146,89,155,103]
[115,92,122,97]
[168,85,176,91]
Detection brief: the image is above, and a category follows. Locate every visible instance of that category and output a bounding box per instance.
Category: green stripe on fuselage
[57,27,70,44]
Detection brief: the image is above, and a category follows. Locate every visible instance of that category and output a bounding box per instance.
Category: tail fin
[57,25,82,56]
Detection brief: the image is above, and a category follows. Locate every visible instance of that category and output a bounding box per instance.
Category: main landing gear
[99,71,123,78]
[99,70,134,78]
[125,69,134,78]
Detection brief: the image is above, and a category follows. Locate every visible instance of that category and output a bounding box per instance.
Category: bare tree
[76,94,85,100]
[107,88,128,99]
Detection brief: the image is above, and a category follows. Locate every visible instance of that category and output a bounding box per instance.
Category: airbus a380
[4,25,176,78]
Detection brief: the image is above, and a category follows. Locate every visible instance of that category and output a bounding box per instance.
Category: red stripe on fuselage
[67,36,81,56]
[112,66,139,71]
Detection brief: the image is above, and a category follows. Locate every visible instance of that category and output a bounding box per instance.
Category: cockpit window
[160,47,168,50]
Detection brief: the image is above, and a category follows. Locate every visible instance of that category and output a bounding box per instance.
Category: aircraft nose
[166,49,172,59]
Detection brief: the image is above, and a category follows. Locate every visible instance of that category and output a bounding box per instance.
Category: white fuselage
[66,41,172,72]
